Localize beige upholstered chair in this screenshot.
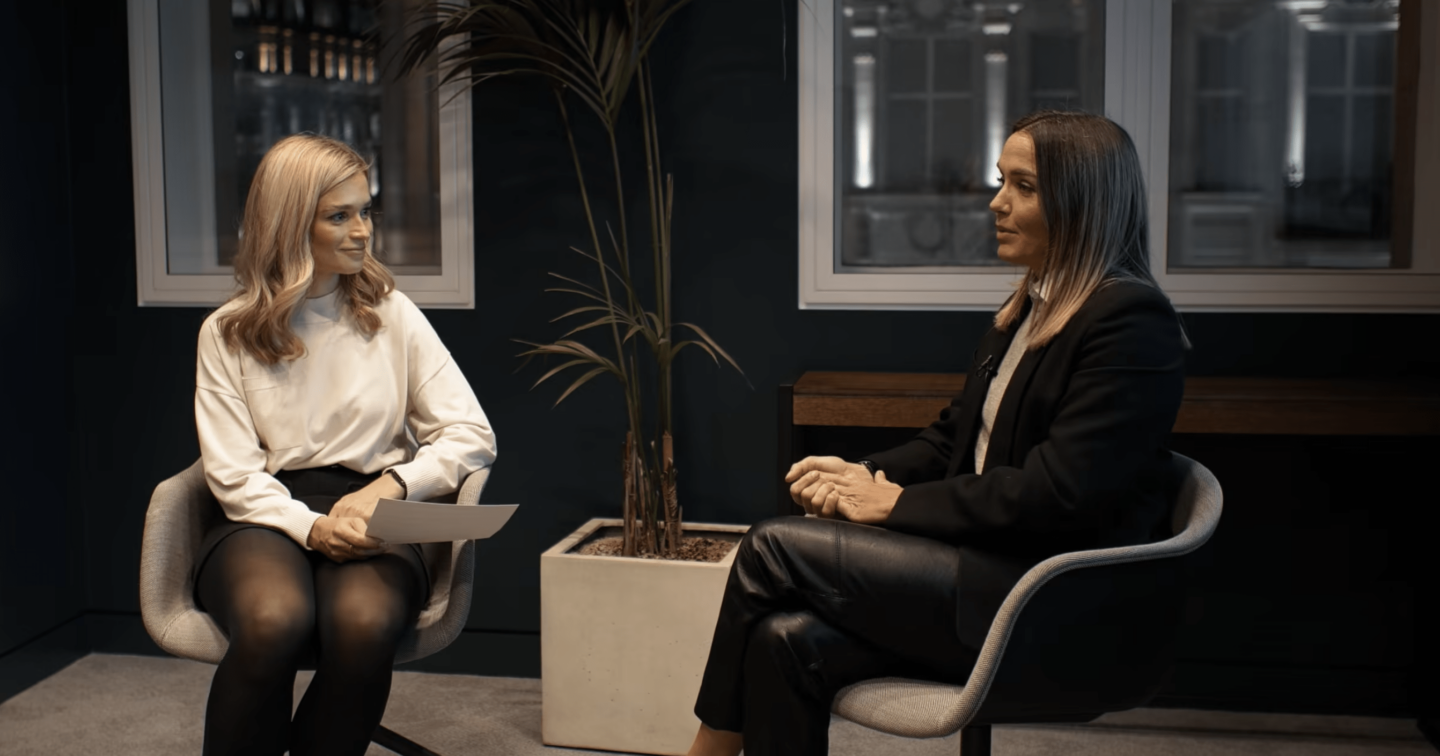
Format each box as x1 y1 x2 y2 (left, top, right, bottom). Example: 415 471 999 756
832 452 1223 756
139 458 488 756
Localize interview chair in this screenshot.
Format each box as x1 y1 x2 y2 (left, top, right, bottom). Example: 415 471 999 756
139 459 488 756
832 452 1223 756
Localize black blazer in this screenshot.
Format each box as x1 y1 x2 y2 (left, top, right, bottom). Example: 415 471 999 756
864 279 1186 649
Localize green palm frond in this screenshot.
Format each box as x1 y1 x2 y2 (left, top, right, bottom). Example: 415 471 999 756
552 366 610 406
674 322 749 385
543 286 610 306
546 271 604 296
669 339 714 363
514 338 622 377
560 313 631 340
529 357 591 388
570 241 636 301
548 304 612 323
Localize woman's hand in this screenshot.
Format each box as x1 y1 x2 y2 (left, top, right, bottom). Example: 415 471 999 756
307 515 386 563
785 457 903 523
329 472 405 523
831 470 903 524
785 456 861 515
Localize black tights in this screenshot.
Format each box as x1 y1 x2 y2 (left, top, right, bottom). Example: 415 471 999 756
196 527 425 756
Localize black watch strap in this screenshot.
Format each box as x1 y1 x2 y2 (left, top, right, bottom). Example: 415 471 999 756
857 459 877 478
386 468 408 498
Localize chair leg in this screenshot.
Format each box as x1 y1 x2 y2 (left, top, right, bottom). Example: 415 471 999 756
372 724 443 756
959 723 992 756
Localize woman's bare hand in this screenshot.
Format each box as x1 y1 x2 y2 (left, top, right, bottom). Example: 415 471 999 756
329 473 404 523
307 515 386 563
785 456 872 516
787 460 903 523
832 470 903 524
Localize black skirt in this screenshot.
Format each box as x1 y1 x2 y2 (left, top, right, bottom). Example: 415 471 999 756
192 465 430 605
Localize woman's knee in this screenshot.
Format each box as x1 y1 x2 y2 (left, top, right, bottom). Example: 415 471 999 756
747 612 887 701
745 613 833 696
329 600 410 651
318 565 420 653
740 516 826 559
735 517 842 586
228 594 314 661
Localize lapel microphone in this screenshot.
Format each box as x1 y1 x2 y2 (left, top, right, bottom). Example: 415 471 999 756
975 354 998 380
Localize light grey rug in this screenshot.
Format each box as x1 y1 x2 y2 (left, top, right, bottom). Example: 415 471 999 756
0 654 1430 756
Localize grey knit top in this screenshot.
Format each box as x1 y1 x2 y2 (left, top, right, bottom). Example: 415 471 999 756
974 282 1045 474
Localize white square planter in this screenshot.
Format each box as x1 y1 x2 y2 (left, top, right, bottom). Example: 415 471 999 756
541 517 748 756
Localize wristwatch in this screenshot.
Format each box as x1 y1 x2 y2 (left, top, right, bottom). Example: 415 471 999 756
385 468 408 498
857 459 878 479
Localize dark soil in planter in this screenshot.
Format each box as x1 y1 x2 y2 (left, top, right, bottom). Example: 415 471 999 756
575 535 737 563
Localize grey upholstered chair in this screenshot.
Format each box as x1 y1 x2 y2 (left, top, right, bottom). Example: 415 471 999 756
832 452 1222 756
139 458 488 756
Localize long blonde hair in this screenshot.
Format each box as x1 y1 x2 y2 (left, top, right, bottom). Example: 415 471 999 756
218 134 395 365
994 111 1166 348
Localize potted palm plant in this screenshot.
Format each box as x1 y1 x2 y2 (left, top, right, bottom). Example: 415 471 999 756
401 2 750 753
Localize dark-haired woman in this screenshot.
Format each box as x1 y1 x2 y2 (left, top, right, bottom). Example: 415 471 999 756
684 111 1186 756
192 134 496 756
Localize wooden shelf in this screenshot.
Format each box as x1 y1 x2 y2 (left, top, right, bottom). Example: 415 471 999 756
791 372 1440 435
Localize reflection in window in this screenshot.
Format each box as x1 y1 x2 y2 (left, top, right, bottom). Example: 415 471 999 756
837 0 1105 269
165 0 440 275
1169 0 1412 269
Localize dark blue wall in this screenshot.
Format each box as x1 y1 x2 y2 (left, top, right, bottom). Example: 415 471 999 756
0 0 88 701
2 0 1436 706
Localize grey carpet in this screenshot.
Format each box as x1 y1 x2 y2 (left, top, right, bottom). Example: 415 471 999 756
0 654 1430 756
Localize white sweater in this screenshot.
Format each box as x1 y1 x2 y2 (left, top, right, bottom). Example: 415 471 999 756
195 288 497 548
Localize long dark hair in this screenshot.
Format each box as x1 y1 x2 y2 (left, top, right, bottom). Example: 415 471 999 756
994 110 1167 347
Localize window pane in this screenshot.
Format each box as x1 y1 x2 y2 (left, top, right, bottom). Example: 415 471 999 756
162 0 441 276
1307 33 1346 89
837 0 1105 270
1195 97 1249 191
1353 32 1394 87
933 39 971 93
1031 34 1079 92
1169 0 1407 269
884 99 929 188
885 39 928 94
1197 35 1244 90
933 98 974 188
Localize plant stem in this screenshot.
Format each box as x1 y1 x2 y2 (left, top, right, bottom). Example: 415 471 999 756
639 60 672 437
638 61 679 552
557 87 645 556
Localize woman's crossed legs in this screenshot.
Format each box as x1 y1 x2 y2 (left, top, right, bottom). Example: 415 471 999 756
691 516 981 756
195 527 425 756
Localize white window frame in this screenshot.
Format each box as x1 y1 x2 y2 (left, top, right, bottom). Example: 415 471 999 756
127 0 475 308
798 0 1440 312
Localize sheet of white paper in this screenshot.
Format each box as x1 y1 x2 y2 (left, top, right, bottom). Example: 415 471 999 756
366 499 518 544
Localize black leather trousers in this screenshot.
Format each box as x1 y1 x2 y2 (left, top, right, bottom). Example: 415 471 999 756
693 516 981 756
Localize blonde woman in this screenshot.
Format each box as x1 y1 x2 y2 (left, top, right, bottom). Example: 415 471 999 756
192 134 496 756
686 111 1187 756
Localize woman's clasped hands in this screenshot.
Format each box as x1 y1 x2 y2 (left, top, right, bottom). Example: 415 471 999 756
784 456 903 524
305 474 404 562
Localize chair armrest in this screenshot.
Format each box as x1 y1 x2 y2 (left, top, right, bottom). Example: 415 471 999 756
139 459 228 662
959 454 1223 724
456 465 490 507
402 465 491 662
862 454 1223 733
